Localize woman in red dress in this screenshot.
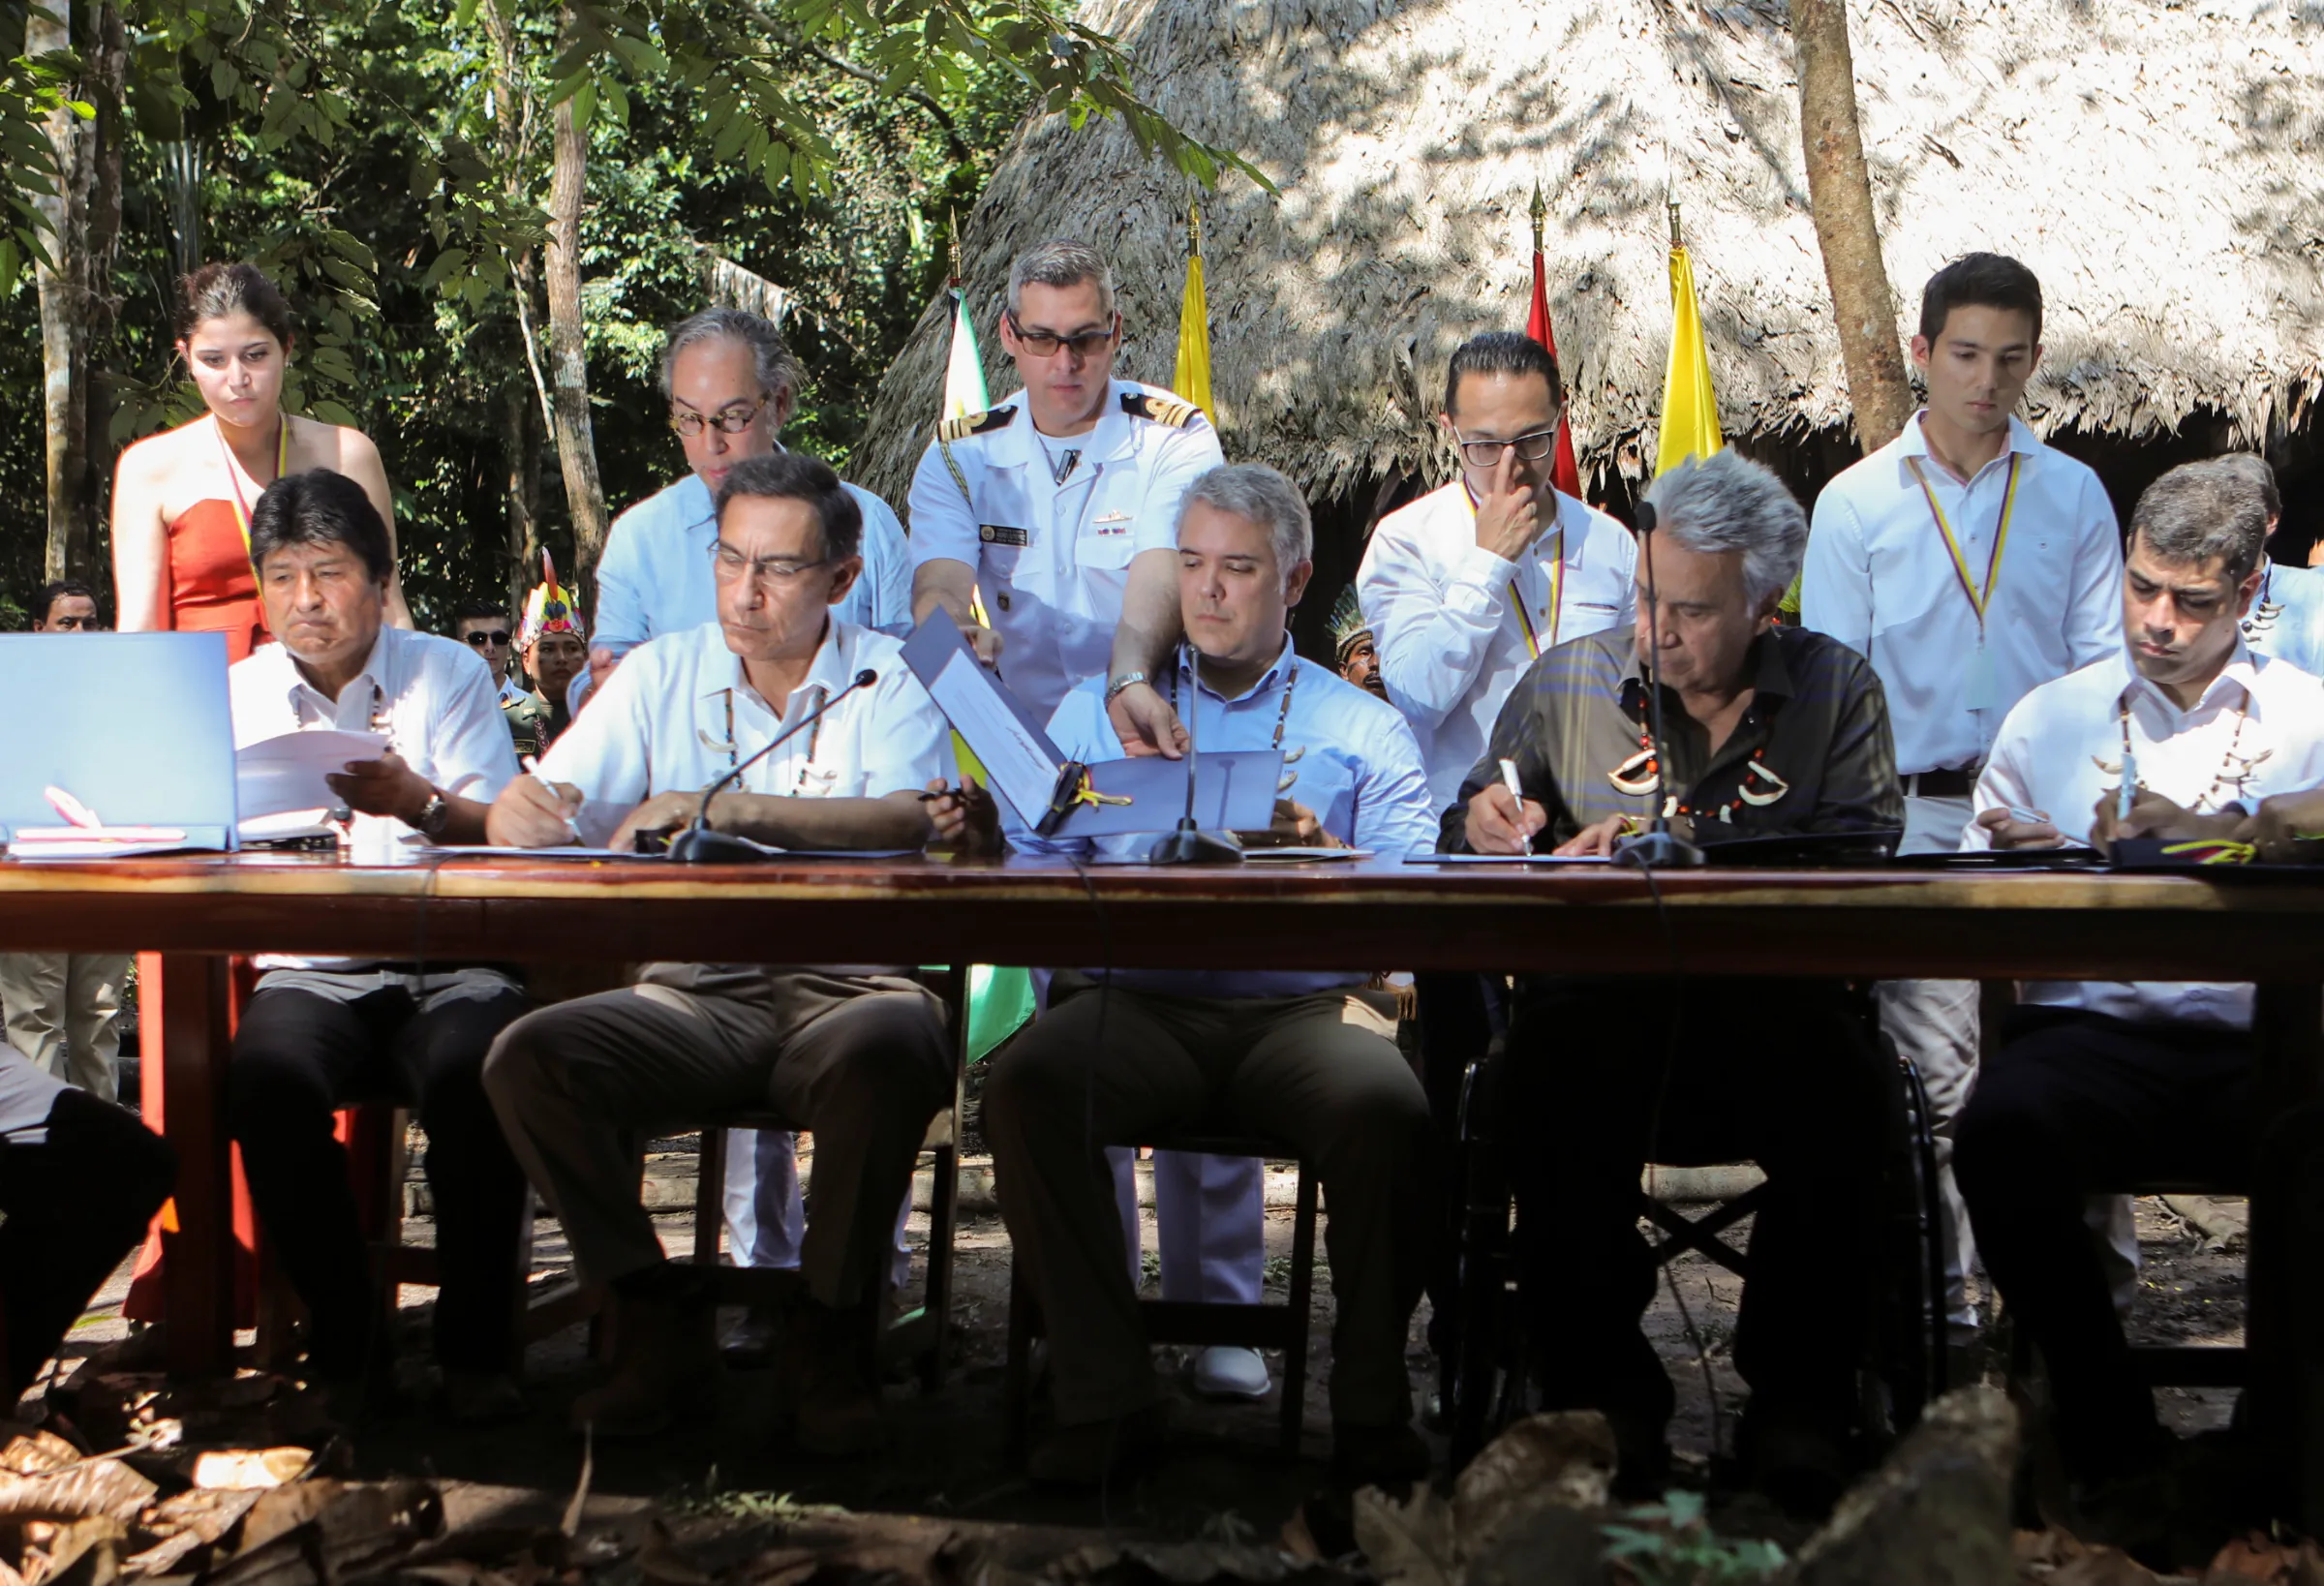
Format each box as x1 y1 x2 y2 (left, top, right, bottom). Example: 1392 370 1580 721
109 262 413 1334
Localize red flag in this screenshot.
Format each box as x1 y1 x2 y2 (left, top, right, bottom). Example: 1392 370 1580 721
1525 249 1583 499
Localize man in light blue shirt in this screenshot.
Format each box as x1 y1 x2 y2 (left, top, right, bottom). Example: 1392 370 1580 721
581 306 913 1338
944 465 1436 1490
2219 452 2324 678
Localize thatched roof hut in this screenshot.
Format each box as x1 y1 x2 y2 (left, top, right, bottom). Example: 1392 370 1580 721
854 0 2323 522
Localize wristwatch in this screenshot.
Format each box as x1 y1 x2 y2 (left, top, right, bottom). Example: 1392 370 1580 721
413 790 451 837
1104 671 1149 704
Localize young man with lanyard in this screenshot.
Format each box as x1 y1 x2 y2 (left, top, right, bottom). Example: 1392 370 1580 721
906 238 1280 1402
225 472 532 1424
583 307 914 1340
1799 252 2124 1340
484 451 959 1454
933 465 1438 1488
1957 460 2324 1500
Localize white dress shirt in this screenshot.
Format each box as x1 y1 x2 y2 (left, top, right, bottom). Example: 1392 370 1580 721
1966 643 2324 1028
1357 480 1637 813
1014 637 1436 999
593 470 913 656
906 380 1225 720
1803 412 2123 777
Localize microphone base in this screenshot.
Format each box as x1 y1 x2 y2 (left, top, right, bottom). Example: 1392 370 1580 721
1145 824 1246 867
1613 830 1706 869
666 827 773 865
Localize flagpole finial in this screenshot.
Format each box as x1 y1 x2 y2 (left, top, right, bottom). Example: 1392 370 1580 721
1667 198 1682 249
1187 198 1202 255
1528 180 1546 254
947 207 962 290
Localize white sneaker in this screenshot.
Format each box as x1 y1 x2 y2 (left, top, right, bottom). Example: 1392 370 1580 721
1191 1345 1271 1400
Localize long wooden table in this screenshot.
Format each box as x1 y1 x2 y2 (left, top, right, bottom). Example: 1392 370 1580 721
3 852 2318 1507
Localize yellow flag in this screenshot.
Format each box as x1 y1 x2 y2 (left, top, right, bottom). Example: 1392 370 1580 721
941 288 989 420
1175 213 1213 416
1655 244 1724 477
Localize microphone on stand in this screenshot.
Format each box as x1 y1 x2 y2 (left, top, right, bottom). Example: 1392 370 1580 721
1613 503 1705 869
1146 644 1244 866
665 668 878 863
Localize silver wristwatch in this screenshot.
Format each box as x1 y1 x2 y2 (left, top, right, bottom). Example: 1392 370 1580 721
1104 671 1149 704
414 791 451 837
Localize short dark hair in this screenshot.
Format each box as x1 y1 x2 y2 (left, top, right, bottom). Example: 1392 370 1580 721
34 579 95 626
1918 253 2043 345
248 470 394 583
1444 331 1563 417
2211 452 2281 524
453 598 510 626
2130 459 2268 585
178 260 297 348
715 451 862 563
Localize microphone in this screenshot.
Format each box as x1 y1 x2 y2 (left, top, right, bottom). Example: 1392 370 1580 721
1146 643 1244 866
1613 503 1704 869
664 667 878 863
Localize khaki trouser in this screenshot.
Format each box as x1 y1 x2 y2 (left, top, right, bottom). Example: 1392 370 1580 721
481 971 948 1309
0 953 128 1102
983 975 1430 1428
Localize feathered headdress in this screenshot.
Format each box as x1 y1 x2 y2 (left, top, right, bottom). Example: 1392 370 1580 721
519 551 586 649
1329 584 1372 663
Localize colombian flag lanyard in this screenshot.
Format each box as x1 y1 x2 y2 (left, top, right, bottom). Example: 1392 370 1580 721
1907 452 2020 710
218 414 290 549
1463 487 1563 659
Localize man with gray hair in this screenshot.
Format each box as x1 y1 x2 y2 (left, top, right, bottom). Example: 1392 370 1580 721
1957 458 2324 1492
941 462 1439 1489
585 306 914 1337
1446 449 1905 1514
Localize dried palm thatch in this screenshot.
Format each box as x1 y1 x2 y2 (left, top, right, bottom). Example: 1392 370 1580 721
855 0 2324 509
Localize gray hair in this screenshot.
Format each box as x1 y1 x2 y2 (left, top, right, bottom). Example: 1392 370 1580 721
2131 460 2269 583
659 307 801 403
1178 464 1313 582
1642 450 1807 606
1005 238 1116 320
2210 452 2281 524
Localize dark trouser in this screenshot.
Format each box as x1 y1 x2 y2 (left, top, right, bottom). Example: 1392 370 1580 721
228 984 532 1376
0 1088 175 1395
983 975 1431 1428
1953 1006 2252 1478
1415 972 1505 1363
1505 976 1890 1440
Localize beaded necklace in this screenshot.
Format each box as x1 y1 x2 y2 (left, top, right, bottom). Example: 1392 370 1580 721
2102 689 2267 814
1168 647 1299 751
712 681 829 795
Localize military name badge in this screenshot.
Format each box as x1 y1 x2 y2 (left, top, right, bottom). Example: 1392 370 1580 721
980 525 1030 547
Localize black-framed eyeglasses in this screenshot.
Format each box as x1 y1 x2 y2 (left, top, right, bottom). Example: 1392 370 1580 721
463 628 512 648
669 391 772 438
1005 311 1118 359
1455 427 1561 469
710 544 836 585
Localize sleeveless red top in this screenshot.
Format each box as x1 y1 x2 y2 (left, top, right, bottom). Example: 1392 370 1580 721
165 497 270 662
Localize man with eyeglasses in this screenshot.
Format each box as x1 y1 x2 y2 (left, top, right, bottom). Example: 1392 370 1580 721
587 307 912 712
453 597 549 758
1357 331 1637 817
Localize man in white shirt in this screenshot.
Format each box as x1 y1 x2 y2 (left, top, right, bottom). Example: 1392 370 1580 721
224 471 531 1424
1800 253 2124 1333
1956 460 2324 1486
1357 330 1638 816
484 451 956 1454
906 238 1271 1398
935 465 1436 1489
587 308 914 1306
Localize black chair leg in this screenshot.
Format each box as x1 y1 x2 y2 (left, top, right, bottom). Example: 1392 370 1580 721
1281 1162 1319 1458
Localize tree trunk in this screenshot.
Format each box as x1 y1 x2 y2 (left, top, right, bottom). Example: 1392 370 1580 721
80 3 126 565
544 29 607 593
31 0 89 582
1790 0 1914 453
502 382 540 614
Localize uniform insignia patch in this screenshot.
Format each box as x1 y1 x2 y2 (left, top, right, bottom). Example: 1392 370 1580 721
937 404 1018 443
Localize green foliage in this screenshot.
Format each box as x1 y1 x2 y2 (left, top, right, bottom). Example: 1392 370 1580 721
0 0 90 295
1600 1491 1788 1586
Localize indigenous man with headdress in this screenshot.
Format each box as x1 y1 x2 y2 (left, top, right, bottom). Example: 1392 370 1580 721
1330 586 1387 699
1446 450 1902 1516
518 555 588 752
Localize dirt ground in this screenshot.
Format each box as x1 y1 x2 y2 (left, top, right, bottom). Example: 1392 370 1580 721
42 1135 2254 1551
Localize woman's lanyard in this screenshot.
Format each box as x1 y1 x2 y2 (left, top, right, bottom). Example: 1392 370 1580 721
219 414 290 549
1906 452 2021 711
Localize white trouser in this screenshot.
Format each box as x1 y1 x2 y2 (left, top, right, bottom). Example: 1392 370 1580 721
722 1127 912 1290
1876 794 1980 1329
1109 1147 1267 1303
0 952 127 1103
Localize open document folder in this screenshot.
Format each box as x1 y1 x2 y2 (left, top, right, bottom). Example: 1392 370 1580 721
900 608 1280 838
0 632 238 854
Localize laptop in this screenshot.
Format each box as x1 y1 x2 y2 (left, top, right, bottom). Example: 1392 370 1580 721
0 631 238 852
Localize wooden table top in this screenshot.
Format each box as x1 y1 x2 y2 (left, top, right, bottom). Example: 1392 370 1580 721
0 851 2315 980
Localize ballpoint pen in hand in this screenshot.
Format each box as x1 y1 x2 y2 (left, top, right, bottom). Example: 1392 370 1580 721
2117 747 2139 826
522 755 585 844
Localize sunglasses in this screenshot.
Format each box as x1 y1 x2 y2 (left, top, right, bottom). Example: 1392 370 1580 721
463 628 512 648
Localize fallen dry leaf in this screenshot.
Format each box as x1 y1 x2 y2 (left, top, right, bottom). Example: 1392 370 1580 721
192 1449 313 1491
